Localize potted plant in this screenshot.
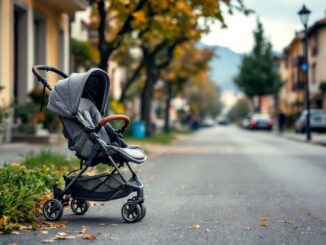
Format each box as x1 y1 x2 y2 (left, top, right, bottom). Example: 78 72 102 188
0 105 9 144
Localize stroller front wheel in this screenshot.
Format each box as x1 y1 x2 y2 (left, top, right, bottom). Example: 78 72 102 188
70 199 89 215
121 202 142 223
43 199 64 221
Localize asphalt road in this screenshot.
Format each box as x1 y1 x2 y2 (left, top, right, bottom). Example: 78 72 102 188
3 126 326 245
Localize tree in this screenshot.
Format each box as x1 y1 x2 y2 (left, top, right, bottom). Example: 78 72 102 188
235 20 282 111
227 97 252 122
162 43 214 132
185 71 222 118
119 0 250 135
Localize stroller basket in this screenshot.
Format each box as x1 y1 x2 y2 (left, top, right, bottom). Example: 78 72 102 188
64 173 133 201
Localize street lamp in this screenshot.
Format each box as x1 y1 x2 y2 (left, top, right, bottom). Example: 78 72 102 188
298 5 311 141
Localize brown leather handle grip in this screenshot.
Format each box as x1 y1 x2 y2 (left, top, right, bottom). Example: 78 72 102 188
98 115 130 129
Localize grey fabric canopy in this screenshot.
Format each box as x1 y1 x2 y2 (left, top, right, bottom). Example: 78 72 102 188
48 68 110 118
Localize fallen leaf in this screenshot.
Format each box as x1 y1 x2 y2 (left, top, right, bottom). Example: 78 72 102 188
55 233 67 239
82 234 96 240
283 219 295 224
192 224 200 230
8 243 17 245
0 215 11 227
19 225 33 230
80 225 89 234
39 220 67 229
110 224 119 227
205 228 211 232
42 239 55 243
11 231 20 235
40 230 49 235
89 202 97 207
260 217 268 227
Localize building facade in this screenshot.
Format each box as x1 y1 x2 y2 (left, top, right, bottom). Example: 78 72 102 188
279 16 326 115
279 32 305 115
0 0 87 106
307 17 326 109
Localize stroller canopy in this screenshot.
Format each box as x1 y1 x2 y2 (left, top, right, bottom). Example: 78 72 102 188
48 68 110 118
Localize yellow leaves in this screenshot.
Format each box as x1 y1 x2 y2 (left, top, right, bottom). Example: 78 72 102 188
0 215 11 229
259 217 268 227
132 11 147 26
110 100 125 114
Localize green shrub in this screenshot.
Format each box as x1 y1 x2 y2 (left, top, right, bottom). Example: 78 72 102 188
0 164 62 224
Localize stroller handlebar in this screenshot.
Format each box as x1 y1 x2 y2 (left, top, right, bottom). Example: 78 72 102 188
32 65 69 91
95 115 131 134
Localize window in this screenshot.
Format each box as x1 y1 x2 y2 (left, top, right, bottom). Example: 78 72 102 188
311 63 317 84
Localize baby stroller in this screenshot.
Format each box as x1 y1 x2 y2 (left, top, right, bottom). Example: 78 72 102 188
32 65 146 223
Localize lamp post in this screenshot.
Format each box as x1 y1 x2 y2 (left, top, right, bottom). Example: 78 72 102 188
298 5 311 141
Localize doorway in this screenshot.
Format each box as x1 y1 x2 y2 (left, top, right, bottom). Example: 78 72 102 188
13 5 28 103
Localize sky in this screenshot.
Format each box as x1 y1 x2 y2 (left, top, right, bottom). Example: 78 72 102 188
201 0 326 53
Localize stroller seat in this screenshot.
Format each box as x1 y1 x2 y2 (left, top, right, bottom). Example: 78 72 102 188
108 145 146 164
63 97 146 164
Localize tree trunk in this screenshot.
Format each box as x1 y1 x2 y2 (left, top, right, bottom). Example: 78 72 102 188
141 64 157 136
258 96 262 112
97 0 109 71
164 81 172 133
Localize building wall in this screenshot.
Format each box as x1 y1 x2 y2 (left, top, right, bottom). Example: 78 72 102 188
308 27 326 96
0 0 71 106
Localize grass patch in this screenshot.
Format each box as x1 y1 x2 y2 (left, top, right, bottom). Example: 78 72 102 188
23 149 79 170
125 132 176 144
0 150 111 233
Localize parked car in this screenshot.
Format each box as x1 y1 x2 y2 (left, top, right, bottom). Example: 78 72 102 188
241 116 251 129
201 117 215 127
295 109 326 133
217 116 229 125
248 113 273 131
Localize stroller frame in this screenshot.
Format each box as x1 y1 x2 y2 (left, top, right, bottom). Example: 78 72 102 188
32 65 146 223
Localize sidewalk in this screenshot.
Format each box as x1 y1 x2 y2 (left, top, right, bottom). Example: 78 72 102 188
280 131 326 146
0 142 71 164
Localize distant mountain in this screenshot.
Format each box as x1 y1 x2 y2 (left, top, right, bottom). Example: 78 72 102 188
198 43 243 92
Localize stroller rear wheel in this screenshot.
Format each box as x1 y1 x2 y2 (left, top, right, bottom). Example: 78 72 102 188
43 199 64 221
70 199 89 215
138 203 146 221
121 202 142 223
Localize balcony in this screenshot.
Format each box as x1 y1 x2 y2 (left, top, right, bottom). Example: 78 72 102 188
42 0 88 13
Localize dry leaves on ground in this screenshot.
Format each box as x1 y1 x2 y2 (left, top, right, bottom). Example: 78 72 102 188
191 224 200 230
39 220 67 229
82 234 96 240
283 219 295 224
260 217 268 227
